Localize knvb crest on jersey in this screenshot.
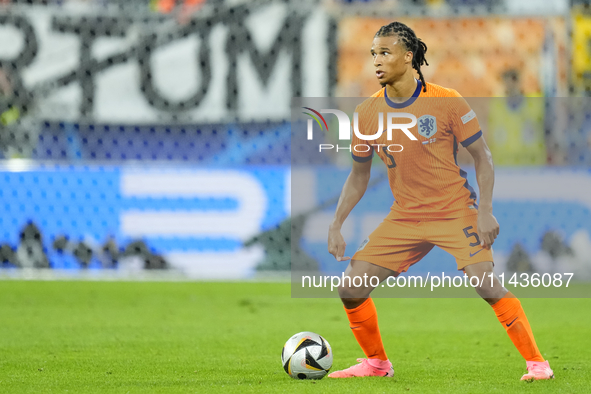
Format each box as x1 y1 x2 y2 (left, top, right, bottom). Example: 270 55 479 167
418 115 437 138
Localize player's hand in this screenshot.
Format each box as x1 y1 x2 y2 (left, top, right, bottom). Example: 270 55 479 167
477 211 499 249
328 227 350 261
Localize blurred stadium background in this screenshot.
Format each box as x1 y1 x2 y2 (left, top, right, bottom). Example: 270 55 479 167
0 0 590 281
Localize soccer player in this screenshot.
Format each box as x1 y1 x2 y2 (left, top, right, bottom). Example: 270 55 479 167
326 21 554 381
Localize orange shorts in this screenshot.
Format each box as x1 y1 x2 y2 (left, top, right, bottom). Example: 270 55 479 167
352 211 494 272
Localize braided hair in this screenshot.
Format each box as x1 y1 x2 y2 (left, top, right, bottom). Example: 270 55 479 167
375 22 429 92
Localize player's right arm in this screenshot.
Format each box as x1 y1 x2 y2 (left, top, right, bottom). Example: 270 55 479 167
328 159 372 261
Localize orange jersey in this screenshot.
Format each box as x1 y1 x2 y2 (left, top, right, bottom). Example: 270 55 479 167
352 80 482 219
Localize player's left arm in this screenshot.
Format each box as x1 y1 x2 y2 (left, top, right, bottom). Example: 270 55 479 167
465 136 500 248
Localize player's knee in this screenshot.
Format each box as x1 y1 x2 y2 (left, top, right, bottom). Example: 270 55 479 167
469 272 506 300
337 282 356 299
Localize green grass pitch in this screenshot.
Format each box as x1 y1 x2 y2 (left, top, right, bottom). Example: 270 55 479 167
0 281 589 393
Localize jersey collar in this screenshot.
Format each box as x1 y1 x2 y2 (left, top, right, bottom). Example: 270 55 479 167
384 79 422 109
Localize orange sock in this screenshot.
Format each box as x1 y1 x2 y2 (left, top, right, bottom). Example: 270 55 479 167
344 298 388 361
491 293 544 362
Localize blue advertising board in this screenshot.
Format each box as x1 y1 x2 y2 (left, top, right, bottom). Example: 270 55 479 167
0 164 589 278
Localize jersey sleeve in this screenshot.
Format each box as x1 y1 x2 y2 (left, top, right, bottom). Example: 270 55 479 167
351 104 374 163
448 89 482 147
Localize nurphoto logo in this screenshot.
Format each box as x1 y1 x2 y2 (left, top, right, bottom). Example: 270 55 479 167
302 107 419 153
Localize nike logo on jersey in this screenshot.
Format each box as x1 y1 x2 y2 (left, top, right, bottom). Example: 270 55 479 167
469 249 483 258
506 317 518 327
350 326 360 330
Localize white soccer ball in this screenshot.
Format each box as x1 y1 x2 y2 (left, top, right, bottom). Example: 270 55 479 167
281 331 333 380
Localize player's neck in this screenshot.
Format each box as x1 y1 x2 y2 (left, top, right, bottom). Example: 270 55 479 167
384 75 418 102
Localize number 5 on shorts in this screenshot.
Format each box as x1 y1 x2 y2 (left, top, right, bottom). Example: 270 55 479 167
463 226 480 247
